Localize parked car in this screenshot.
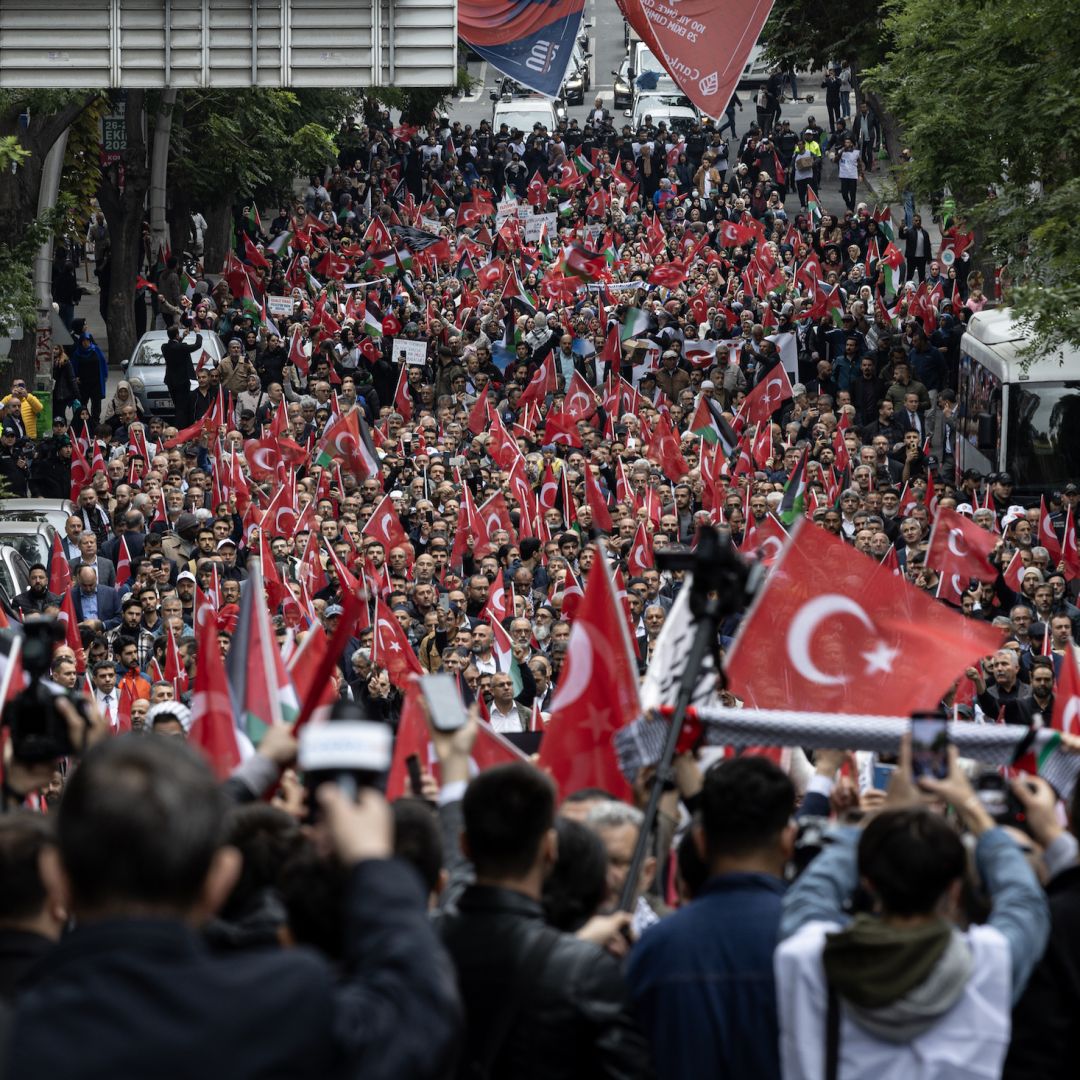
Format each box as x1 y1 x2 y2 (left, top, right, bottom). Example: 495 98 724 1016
0 545 31 611
0 520 55 571
562 43 591 105
612 59 633 110
0 498 77 537
123 330 225 419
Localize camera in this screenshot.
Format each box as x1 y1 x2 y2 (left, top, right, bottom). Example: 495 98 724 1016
297 700 393 821
4 620 90 763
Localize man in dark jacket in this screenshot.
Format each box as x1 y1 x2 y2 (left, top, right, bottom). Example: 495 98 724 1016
626 757 796 1080
7 735 460 1080
162 325 202 428
439 763 651 1080
12 564 60 617
899 214 933 283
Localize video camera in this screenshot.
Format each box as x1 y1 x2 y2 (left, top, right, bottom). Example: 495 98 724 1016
4 619 91 762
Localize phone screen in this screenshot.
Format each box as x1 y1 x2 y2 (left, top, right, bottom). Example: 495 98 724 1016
910 716 949 779
422 673 467 733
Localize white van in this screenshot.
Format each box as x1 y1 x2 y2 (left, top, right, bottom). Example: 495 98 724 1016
492 97 559 136
956 307 1080 498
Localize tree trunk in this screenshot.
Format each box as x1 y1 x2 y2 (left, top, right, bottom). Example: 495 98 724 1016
97 89 151 366
202 201 233 274
0 95 97 384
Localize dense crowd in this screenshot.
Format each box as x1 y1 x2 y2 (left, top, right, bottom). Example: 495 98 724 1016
0 99 1078 1079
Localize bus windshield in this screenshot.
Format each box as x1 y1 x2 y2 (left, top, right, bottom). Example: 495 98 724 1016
1007 381 1080 490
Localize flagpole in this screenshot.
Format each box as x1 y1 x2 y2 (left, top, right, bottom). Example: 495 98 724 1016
618 527 758 913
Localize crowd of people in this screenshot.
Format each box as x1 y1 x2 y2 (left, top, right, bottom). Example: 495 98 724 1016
1 95 1078 1079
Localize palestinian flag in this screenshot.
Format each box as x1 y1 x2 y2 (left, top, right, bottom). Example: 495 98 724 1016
179 270 195 299
689 395 738 456
225 561 299 745
573 152 593 175
268 229 294 255
779 447 809 525
362 300 384 336
806 186 822 226
873 205 895 244
538 224 555 263
620 307 650 342
880 242 906 296
245 205 263 236
315 409 380 480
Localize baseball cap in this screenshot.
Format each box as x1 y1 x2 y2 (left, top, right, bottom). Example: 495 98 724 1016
216 538 237 550
324 604 344 618
177 571 197 584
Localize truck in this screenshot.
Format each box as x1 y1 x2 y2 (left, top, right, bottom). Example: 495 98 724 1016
955 307 1080 499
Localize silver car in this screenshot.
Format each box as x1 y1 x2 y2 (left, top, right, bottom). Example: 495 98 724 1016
0 498 78 537
123 330 225 419
0 520 56 570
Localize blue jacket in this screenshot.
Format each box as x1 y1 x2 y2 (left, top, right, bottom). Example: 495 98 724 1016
625 873 785 1080
72 337 109 398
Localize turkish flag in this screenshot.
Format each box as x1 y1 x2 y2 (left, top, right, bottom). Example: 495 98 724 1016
115 536 131 588
725 520 1004 714
245 436 282 482
480 575 509 625
538 556 638 800
719 219 758 247
743 513 788 566
1038 497 1064 564
565 243 607 280
393 364 413 423
363 493 409 554
372 596 423 688
600 323 622 379
648 260 689 288
259 484 299 539
741 365 794 424
518 354 557 409
507 455 536 530
1063 506 1080 580
188 588 243 780
49 532 71 596
583 463 613 533
467 391 490 436
561 564 584 621
627 522 654 577
564 370 598 421
925 507 999 581
475 258 505 292
476 491 516 554
1003 547 1026 591
527 171 547 207
1052 645 1080 734
543 410 584 448
537 462 561 513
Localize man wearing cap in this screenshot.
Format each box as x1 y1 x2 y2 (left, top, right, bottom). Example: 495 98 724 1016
217 538 248 583
655 351 689 400
0 424 29 495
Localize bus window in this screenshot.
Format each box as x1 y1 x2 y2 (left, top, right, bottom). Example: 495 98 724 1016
957 352 1000 476
1007 381 1080 490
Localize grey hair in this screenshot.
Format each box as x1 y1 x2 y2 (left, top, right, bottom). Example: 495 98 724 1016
586 801 644 832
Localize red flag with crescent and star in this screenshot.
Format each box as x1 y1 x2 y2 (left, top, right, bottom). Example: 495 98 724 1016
538 554 638 800
925 506 1000 581
725 520 1004 714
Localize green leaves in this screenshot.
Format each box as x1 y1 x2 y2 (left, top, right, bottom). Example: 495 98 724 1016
863 0 1080 353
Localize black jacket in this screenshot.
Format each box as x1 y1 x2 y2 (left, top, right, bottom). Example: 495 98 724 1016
161 333 202 391
1006 863 1080 1079
439 884 652 1080
8 860 460 1080
12 587 61 616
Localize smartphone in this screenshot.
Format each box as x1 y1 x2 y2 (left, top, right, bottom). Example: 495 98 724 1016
421 672 467 733
872 762 896 791
910 713 949 779
406 753 423 797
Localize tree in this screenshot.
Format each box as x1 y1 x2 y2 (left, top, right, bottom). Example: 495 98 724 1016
867 0 1080 356
96 89 152 366
762 1 902 158
0 91 100 383
166 89 357 271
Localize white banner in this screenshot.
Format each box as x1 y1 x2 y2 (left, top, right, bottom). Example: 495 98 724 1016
389 338 429 366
